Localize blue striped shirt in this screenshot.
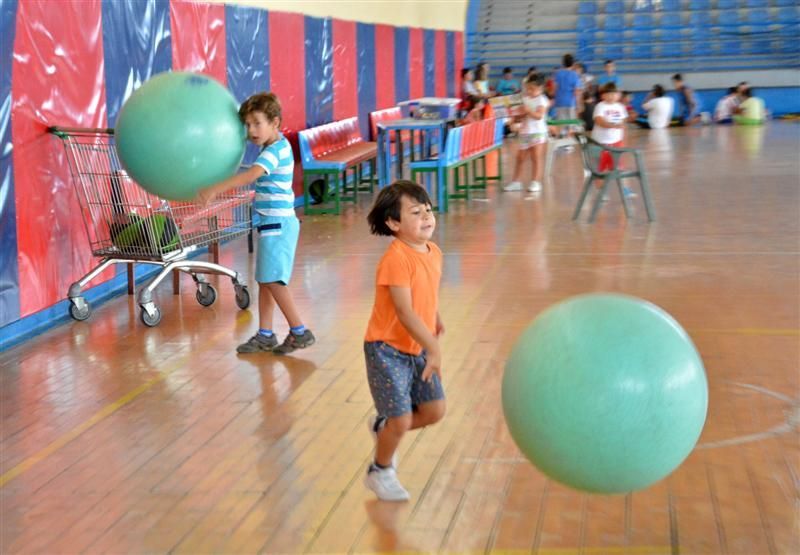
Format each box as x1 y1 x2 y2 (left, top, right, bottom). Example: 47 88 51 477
253 134 295 220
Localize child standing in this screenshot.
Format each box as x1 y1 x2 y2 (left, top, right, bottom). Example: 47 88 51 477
363 181 446 502
504 75 550 193
593 83 635 198
197 92 315 355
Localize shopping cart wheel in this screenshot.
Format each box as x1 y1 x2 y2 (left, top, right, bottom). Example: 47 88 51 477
140 305 162 327
69 299 91 321
196 284 217 307
235 286 251 310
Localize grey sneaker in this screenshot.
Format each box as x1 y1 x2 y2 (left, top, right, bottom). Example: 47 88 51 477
368 415 398 469
236 332 278 353
273 329 316 355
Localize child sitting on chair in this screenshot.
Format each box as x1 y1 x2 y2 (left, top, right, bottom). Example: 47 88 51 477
592 83 635 198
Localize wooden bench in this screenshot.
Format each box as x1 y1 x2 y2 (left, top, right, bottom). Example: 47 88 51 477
409 118 504 212
298 117 377 215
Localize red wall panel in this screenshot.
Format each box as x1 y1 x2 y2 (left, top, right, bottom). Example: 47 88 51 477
435 30 446 97
268 11 305 194
11 0 109 317
454 32 464 98
332 19 358 121
374 24 395 109
169 0 227 83
409 27 424 99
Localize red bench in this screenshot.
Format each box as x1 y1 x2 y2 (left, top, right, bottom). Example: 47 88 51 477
298 117 377 215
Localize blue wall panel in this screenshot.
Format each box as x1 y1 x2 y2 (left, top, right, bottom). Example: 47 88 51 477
446 31 456 98
101 0 172 127
225 3 269 163
0 0 19 327
423 29 436 97
305 16 334 128
394 27 410 103
356 22 376 140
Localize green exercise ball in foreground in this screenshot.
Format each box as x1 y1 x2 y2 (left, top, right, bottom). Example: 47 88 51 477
115 72 245 200
502 294 708 494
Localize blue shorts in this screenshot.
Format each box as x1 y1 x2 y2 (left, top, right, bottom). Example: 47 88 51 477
255 216 299 285
364 341 445 418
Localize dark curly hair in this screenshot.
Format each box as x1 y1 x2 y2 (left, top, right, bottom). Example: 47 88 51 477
367 180 432 236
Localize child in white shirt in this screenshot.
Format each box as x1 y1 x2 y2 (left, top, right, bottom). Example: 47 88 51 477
592 83 635 198
504 76 550 193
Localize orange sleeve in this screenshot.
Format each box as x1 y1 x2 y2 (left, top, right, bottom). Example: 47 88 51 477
376 249 412 288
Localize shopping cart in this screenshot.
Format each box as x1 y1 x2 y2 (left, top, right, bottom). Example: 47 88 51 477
50 127 253 327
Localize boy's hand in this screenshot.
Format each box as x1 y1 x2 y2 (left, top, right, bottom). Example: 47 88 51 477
422 348 442 383
196 188 216 207
435 315 445 337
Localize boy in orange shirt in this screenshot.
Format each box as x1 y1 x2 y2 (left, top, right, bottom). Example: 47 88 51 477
363 180 446 502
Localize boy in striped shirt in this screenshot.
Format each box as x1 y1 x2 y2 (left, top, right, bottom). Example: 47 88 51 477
198 92 315 355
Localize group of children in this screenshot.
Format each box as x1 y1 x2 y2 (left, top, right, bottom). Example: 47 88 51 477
197 92 446 502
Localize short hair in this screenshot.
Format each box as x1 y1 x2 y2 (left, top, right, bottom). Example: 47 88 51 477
503 66 513 74
461 67 472 78
601 82 618 94
743 87 754 98
526 73 545 87
727 86 737 94
672 73 683 81
367 180 432 236
653 84 665 97
622 90 632 97
604 59 614 66
563 54 574 67
528 65 537 73
239 92 281 123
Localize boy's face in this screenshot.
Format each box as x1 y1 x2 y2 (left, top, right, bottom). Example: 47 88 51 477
603 91 621 103
504 71 512 79
387 194 436 244
244 111 281 146
605 62 615 74
526 82 541 97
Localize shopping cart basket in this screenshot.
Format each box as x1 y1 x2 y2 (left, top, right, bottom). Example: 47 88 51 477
50 127 253 327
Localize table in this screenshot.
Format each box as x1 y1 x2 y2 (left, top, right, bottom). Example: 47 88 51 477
376 118 448 189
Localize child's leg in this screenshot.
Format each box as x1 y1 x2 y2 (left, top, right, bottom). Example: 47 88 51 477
532 141 546 184
375 413 412 467
258 283 275 330
512 144 526 182
265 282 302 328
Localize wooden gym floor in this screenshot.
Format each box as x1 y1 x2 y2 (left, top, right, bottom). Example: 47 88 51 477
1 123 798 554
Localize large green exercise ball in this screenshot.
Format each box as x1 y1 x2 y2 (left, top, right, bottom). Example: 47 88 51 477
115 72 246 201
502 294 708 494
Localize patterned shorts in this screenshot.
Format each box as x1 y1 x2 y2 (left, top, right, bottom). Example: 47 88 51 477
364 341 445 418
518 133 547 149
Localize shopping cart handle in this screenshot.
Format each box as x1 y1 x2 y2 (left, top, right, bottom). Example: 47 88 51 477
48 126 116 138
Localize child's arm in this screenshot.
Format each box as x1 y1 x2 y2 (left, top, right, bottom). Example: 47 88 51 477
593 115 623 129
389 286 441 381
435 312 445 337
196 165 265 206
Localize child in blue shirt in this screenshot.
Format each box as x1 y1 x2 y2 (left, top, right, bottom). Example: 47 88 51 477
495 67 520 96
198 92 315 355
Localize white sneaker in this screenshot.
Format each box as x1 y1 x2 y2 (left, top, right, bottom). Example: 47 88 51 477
503 181 522 192
368 415 398 469
364 466 410 502
527 181 542 193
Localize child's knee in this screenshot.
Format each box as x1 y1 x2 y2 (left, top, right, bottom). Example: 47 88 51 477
264 281 285 292
385 414 413 434
420 400 446 425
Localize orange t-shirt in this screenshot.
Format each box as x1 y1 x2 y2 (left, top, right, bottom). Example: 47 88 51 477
364 239 442 355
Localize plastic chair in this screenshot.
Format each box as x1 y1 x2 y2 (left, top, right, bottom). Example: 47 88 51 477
688 0 711 9
633 14 654 29
578 1 598 15
605 14 625 29
661 13 683 28
573 134 655 223
745 0 768 8
577 15 597 30
717 0 739 9
661 0 681 11
606 0 625 14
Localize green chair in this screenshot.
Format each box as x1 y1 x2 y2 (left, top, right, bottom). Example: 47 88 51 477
573 134 655 223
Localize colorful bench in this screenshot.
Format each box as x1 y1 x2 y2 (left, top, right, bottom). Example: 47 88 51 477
298 117 377 215
409 118 504 212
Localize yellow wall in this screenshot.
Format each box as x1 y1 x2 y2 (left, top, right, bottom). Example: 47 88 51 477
203 0 467 31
